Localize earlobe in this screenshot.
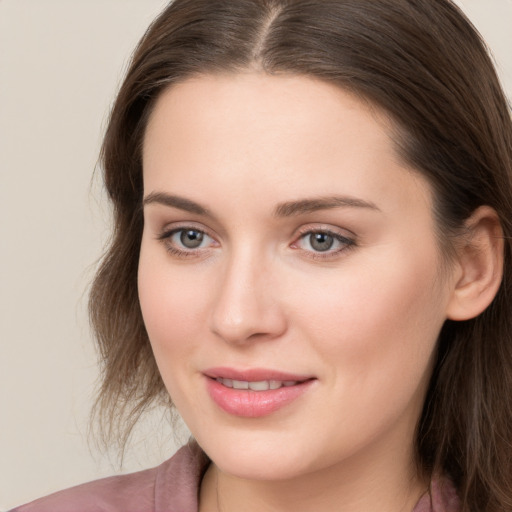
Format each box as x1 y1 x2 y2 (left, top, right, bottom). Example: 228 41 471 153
446 206 504 321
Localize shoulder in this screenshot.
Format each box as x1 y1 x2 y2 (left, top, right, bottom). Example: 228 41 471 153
10 466 158 512
413 477 461 512
11 443 209 512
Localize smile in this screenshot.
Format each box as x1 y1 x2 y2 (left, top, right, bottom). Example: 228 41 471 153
215 378 299 391
204 368 315 417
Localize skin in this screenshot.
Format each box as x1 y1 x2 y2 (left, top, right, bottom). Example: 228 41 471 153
139 72 462 512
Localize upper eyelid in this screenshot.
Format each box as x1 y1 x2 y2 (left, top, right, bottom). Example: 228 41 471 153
157 223 215 240
294 230 355 247
294 224 356 240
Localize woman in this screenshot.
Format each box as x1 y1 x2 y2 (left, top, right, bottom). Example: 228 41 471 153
13 0 512 511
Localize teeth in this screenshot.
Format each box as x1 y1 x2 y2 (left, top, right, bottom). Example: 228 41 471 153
232 380 249 390
248 381 269 391
216 378 299 391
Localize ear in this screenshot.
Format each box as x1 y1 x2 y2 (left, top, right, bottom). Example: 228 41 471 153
446 206 504 321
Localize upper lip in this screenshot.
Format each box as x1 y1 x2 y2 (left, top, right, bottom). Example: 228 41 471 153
203 367 314 382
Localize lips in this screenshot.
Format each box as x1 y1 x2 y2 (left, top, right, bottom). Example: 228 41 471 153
204 367 315 417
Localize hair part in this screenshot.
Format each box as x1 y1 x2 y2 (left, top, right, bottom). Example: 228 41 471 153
89 1 512 509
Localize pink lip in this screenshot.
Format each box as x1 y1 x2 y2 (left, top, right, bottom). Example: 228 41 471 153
204 367 315 418
204 367 312 382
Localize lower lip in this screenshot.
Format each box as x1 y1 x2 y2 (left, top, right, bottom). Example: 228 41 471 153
205 378 314 418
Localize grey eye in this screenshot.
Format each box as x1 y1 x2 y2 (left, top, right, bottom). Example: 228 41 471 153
296 230 354 256
308 232 334 252
179 229 205 249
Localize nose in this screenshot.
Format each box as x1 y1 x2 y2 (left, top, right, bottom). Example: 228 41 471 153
209 250 287 345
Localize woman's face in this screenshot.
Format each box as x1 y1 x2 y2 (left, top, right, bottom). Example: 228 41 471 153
139 73 457 481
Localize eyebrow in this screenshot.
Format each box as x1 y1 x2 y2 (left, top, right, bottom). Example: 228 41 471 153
142 192 380 217
273 196 380 217
143 192 211 216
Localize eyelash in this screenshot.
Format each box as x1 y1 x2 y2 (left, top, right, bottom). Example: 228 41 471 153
156 226 356 260
292 228 356 261
157 226 216 258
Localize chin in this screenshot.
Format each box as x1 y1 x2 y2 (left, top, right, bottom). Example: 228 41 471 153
193 427 324 481
214 449 310 481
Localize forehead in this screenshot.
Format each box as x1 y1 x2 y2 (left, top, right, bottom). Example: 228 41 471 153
144 72 393 161
142 72 433 218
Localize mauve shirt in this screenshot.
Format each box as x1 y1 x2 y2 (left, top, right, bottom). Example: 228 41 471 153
12 444 460 512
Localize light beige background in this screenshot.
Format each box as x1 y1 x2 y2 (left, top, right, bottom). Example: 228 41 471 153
1 0 511 509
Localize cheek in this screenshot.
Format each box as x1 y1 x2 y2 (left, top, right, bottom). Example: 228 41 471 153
292 249 447 387
137 247 209 370
138 255 215 418
285 253 447 452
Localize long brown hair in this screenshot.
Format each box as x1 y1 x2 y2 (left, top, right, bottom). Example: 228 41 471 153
89 1 512 509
